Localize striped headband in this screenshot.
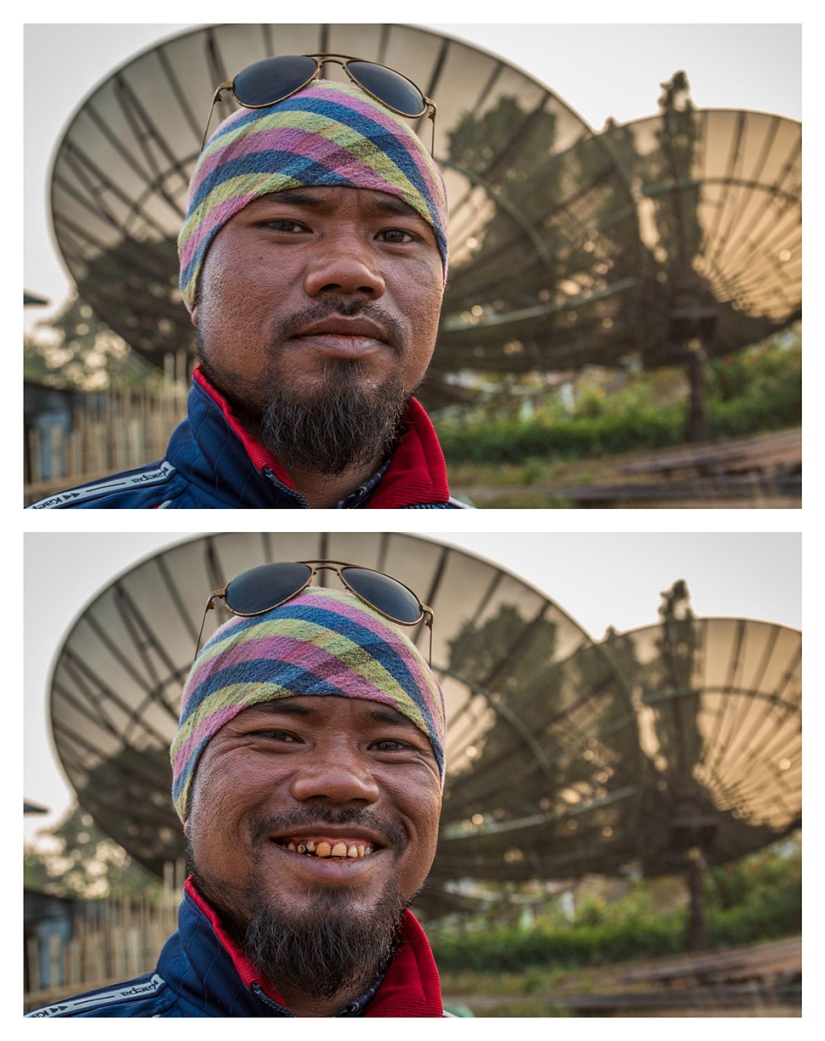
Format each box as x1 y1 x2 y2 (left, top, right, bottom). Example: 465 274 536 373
170 587 446 821
178 79 449 312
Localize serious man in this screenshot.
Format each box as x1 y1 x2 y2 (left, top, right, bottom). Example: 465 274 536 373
27 585 449 1016
28 70 466 509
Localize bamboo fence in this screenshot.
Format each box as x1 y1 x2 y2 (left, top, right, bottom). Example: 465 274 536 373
24 863 185 1013
24 379 188 506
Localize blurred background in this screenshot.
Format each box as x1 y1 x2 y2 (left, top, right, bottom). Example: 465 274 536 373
24 531 802 1016
24 22 802 508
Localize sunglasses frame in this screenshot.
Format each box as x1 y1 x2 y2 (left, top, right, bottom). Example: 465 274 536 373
201 53 437 152
195 559 434 662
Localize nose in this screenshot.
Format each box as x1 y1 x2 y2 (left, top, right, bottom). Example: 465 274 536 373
289 753 381 806
303 235 386 299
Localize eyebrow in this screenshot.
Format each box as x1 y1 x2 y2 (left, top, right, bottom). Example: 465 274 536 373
244 698 421 731
360 705 423 730
246 700 316 717
250 189 424 222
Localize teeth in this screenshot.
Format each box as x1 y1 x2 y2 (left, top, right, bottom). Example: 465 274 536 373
280 839 375 858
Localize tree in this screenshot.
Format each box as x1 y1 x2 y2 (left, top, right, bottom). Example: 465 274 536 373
24 293 160 391
24 804 161 900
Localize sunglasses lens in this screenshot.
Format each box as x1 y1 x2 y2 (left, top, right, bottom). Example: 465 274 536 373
342 567 422 624
224 562 312 615
232 55 318 107
347 61 426 116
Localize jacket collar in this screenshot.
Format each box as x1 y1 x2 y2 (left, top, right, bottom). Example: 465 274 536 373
190 366 450 508
183 878 444 1017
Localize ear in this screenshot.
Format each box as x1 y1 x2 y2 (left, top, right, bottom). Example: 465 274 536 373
190 303 199 328
183 817 191 838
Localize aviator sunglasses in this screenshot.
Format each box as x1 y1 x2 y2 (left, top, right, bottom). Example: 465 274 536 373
195 560 434 662
201 53 437 151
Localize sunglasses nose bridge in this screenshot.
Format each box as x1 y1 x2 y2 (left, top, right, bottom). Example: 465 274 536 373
316 56 347 79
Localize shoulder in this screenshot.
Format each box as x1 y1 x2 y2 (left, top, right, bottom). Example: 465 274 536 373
25 461 184 509
25 973 177 1017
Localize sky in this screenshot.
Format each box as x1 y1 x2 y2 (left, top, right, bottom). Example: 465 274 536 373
23 15 802 335
24 530 801 845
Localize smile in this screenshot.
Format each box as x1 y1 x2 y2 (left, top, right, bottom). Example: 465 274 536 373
273 836 380 860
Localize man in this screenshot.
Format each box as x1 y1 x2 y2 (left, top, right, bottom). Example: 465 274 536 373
28 72 466 509
27 585 450 1016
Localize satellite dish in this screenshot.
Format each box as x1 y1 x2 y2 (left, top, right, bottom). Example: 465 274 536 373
601 99 801 368
48 23 645 407
48 531 598 897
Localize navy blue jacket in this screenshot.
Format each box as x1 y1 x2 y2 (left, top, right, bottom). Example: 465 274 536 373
26 881 447 1017
27 368 467 509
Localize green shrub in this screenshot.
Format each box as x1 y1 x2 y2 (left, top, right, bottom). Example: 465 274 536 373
435 337 801 466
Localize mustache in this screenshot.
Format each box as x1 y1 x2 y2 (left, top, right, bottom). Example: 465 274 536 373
249 806 408 849
272 298 406 354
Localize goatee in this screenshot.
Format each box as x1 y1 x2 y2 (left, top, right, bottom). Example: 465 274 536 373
257 360 408 477
241 881 404 1001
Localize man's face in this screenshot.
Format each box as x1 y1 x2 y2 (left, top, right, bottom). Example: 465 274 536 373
185 695 442 989
191 185 444 471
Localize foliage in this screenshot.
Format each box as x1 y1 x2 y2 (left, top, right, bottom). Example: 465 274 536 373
429 836 800 974
435 333 800 465
24 293 161 391
24 803 161 900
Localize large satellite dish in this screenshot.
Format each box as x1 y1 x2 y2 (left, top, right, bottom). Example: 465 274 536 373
601 99 801 368
48 531 601 913
48 22 645 407
457 588 801 879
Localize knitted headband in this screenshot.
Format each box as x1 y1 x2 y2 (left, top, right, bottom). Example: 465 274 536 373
178 79 449 312
170 587 446 821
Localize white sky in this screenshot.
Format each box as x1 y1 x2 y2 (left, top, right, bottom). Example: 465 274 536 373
24 530 801 844
23 14 802 333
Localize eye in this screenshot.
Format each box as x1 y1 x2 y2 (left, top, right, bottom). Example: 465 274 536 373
376 228 418 244
370 738 412 752
251 729 301 743
260 219 308 234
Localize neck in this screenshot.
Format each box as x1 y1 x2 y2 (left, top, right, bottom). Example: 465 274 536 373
273 982 370 1018
286 458 384 508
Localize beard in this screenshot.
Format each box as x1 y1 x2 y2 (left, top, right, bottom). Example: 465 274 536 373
241 880 404 1001
188 807 413 1004
257 361 408 478
196 302 413 478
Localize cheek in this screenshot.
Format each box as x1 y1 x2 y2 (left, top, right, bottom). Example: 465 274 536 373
395 267 443 376
188 753 273 847
198 244 297 343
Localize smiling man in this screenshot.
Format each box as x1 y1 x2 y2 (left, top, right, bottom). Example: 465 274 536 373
28 73 467 509
27 585 449 1017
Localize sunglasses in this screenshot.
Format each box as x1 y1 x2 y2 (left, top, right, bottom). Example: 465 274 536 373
195 560 434 662
201 53 437 152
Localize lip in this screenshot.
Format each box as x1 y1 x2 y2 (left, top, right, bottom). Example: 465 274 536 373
269 826 387 849
265 836 389 884
290 317 393 360
295 317 390 341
